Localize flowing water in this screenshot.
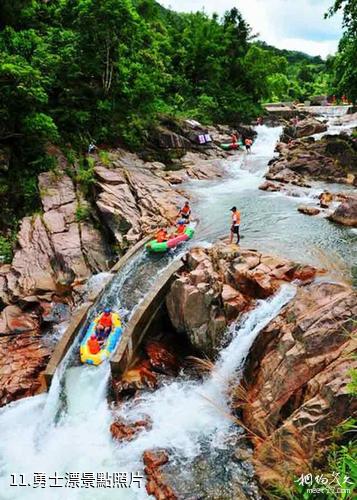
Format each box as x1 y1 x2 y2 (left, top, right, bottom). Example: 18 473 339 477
188 122 357 283
0 109 355 499
0 284 295 499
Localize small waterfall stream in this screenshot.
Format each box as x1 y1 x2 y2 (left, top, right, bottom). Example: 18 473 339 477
0 108 355 499
0 284 295 500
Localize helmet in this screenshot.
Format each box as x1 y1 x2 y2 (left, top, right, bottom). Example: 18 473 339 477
104 307 111 314
178 219 185 225
90 334 96 340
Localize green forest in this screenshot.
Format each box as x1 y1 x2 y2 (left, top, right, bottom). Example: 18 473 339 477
0 0 355 241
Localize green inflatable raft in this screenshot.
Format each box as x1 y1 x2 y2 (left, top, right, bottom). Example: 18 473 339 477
146 226 195 253
220 140 243 151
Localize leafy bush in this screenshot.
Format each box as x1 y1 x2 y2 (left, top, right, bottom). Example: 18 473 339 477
0 235 13 263
75 158 95 194
23 113 59 142
99 150 111 166
75 204 91 222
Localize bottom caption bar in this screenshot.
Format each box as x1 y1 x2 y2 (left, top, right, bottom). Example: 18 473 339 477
10 472 143 489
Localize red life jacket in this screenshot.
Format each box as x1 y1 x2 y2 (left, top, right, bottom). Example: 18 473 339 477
156 230 168 243
88 337 100 354
181 205 190 215
99 313 113 328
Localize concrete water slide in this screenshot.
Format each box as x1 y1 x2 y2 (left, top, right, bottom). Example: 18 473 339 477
43 235 183 388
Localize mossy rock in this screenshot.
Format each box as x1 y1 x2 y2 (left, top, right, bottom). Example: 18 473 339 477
325 138 353 156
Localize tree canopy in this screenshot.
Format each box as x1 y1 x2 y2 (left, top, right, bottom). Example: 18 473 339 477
328 0 357 103
0 0 336 235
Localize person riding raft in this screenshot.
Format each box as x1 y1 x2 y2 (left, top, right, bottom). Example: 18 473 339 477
175 219 187 235
155 228 168 243
177 201 191 222
95 307 114 343
88 334 101 354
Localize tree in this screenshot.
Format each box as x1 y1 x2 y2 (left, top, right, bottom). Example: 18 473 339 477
328 0 357 102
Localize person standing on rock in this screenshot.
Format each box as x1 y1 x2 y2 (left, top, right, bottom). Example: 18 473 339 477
88 142 97 154
229 206 241 245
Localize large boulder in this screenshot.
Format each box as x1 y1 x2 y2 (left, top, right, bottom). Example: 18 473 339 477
96 179 141 247
154 127 191 150
267 133 357 184
259 181 282 192
94 153 187 250
240 282 357 486
0 332 50 406
297 205 320 216
281 118 327 142
166 244 317 356
39 172 107 280
328 196 357 227
266 166 309 187
10 216 57 298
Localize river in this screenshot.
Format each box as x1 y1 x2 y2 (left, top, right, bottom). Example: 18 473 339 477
188 123 356 284
0 109 355 499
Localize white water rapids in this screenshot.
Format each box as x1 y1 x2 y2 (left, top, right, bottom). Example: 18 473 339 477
0 284 296 500
0 106 355 499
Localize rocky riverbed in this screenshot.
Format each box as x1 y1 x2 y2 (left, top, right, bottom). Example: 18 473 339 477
0 109 356 500
0 120 247 407
107 241 356 499
259 114 357 227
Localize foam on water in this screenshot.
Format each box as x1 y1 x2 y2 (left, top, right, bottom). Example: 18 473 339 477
110 285 296 482
0 284 295 500
0 107 354 499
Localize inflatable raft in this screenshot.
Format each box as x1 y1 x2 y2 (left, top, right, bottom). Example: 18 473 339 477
80 312 122 366
146 226 195 253
220 140 243 151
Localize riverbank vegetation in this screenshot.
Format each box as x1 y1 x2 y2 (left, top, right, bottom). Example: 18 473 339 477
0 0 354 241
328 0 357 103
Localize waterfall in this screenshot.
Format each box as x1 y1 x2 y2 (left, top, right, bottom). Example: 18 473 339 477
0 284 295 499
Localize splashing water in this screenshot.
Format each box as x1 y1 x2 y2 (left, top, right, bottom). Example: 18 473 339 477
0 284 295 499
0 108 354 499
188 123 357 281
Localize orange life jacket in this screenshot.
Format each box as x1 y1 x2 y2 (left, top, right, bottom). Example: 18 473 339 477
88 337 100 354
99 313 113 328
177 224 186 234
232 211 241 225
156 230 167 243
180 205 191 216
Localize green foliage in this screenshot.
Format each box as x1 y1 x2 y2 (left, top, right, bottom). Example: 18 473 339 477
0 236 13 263
75 158 95 194
0 0 340 233
23 113 59 142
75 203 91 222
255 41 331 102
347 368 357 396
328 0 357 102
99 150 111 166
